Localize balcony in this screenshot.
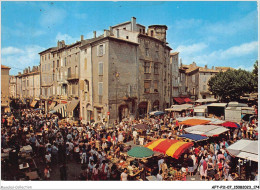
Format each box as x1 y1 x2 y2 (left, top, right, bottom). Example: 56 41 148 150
67 73 79 81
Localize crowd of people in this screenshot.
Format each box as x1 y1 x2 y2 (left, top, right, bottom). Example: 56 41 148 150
1 105 258 181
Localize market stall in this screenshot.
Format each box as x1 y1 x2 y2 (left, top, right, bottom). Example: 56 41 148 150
179 118 210 126
145 139 193 159
221 121 240 129
226 139 258 162
184 125 229 137
178 134 209 142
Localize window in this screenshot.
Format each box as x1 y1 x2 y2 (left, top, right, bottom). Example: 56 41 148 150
123 27 126 30
64 58 67 66
139 29 142 33
75 66 78 77
145 48 149 56
154 63 159 74
155 51 159 59
144 62 151 73
98 44 104 56
98 62 103 75
143 29 145 34
85 80 89 92
126 36 129 39
154 81 158 92
85 49 87 54
144 81 151 93
98 82 103 96
57 60 59 68
192 75 195 83
193 88 195 95
151 30 154 37
68 67 71 78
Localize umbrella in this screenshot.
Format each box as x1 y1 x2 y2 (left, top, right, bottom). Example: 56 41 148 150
127 146 154 158
178 134 209 142
242 114 256 122
149 111 165 116
222 121 240 128
145 139 193 159
133 124 149 130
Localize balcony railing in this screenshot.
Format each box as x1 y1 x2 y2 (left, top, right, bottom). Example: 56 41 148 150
67 73 79 80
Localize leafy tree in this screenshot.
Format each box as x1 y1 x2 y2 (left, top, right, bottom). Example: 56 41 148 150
252 60 258 92
208 69 255 102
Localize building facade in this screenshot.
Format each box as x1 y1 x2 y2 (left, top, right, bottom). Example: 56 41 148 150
1 65 11 112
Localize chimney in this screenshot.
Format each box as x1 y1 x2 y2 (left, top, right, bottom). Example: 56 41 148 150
192 62 196 67
28 66 31 72
57 40 60 47
61 40 65 47
81 35 84 41
18 72 21 75
93 31 96 38
180 58 183 68
109 26 113 35
104 30 109 37
131 17 137 31
205 65 207 69
116 29 120 38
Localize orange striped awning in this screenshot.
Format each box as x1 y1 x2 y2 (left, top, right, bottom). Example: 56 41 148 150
145 139 193 159
179 119 210 126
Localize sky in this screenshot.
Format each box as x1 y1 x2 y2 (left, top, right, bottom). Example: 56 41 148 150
1 1 258 75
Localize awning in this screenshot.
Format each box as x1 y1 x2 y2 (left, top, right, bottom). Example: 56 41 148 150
127 147 154 158
49 102 56 110
179 134 208 142
165 104 193 112
145 139 193 159
222 121 240 128
208 103 227 107
30 100 37 108
195 98 217 103
49 103 67 117
173 97 185 104
226 139 258 162
67 99 80 113
179 119 210 126
184 124 229 137
183 98 191 103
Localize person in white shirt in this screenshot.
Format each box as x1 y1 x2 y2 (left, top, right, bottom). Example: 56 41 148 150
157 170 163 181
133 130 138 144
158 158 164 171
121 168 128 181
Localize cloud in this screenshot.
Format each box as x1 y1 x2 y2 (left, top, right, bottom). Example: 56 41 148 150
55 33 80 44
40 7 67 27
176 43 208 55
1 45 45 75
179 41 257 68
2 47 24 55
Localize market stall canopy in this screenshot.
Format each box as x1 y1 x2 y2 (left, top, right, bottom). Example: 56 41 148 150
195 98 217 103
133 124 149 130
179 118 210 126
173 97 185 104
66 99 80 113
127 146 154 158
226 139 258 162
149 111 165 116
49 103 67 117
228 102 248 107
184 125 229 137
193 105 208 113
145 139 193 159
179 134 208 142
49 101 56 110
222 121 240 128
207 103 227 107
165 104 193 112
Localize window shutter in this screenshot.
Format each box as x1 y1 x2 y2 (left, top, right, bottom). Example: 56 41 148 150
99 62 103 75
154 81 158 89
98 82 103 96
103 44 105 55
144 81 150 88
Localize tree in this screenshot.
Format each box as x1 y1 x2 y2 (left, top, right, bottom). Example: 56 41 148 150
252 60 258 92
208 69 255 102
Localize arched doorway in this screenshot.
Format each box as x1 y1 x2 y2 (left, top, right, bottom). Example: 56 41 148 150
138 101 148 118
152 100 159 111
119 104 129 121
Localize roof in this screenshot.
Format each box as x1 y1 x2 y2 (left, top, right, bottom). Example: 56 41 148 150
148 25 168 29
1 65 11 69
111 21 131 28
207 103 227 107
39 47 55 55
170 52 179 56
199 67 219 73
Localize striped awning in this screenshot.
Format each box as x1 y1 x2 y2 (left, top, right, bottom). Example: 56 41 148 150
30 100 37 108
145 139 193 159
49 103 67 117
49 101 56 110
67 99 80 113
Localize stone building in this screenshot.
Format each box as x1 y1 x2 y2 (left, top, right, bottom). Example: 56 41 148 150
14 66 41 108
9 75 17 99
170 52 180 99
1 65 11 112
79 17 172 124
